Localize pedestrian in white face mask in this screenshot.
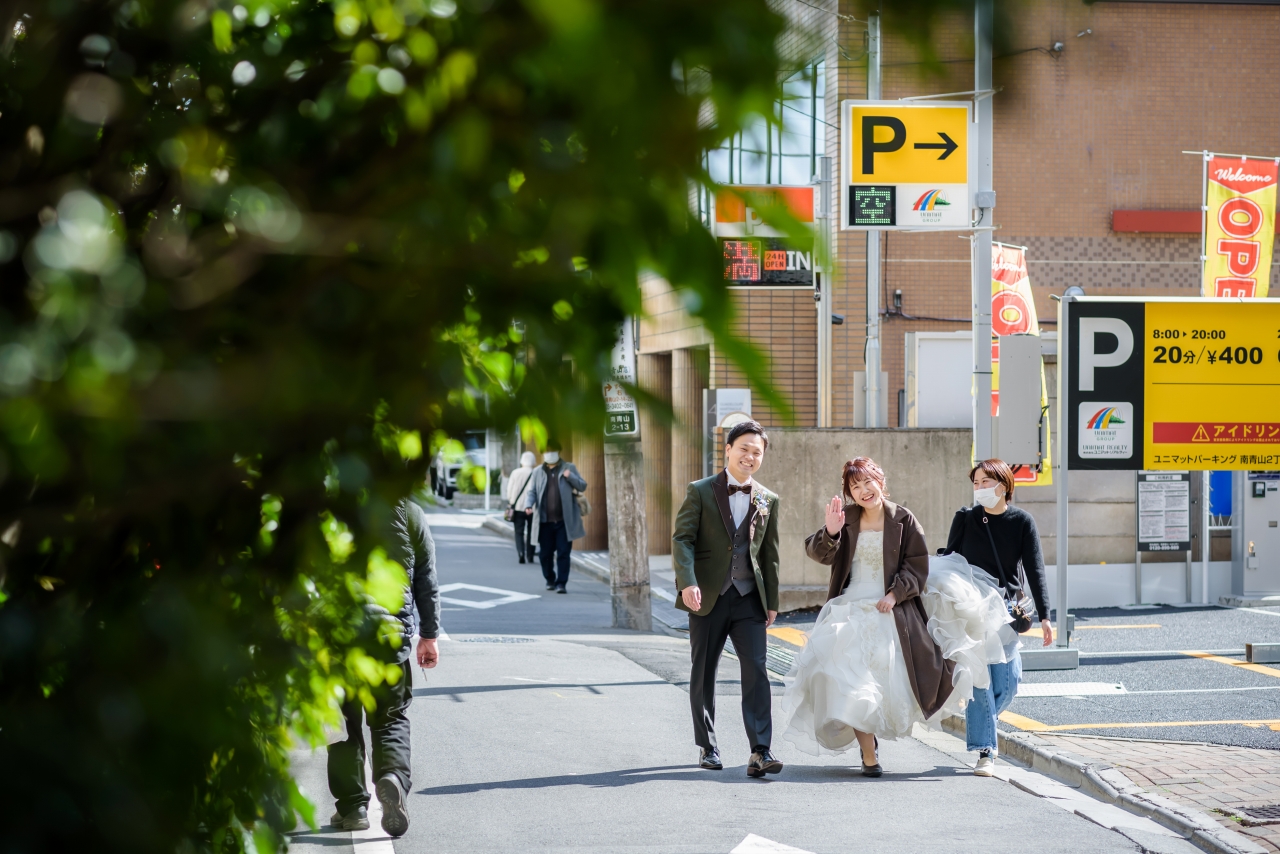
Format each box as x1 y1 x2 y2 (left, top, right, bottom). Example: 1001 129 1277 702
522 440 588 593
944 459 1053 777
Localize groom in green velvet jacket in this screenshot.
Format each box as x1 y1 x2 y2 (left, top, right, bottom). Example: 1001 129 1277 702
672 419 781 778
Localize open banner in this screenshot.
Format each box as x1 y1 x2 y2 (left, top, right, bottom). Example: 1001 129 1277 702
991 243 1051 486
1202 157 1277 298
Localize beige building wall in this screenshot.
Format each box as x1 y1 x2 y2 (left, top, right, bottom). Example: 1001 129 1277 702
762 428 975 610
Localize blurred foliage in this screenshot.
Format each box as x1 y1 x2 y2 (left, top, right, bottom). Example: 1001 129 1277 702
455 465 498 495
0 0 1000 851
0 0 791 852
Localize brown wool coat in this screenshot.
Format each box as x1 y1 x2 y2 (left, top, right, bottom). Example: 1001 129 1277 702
804 500 955 719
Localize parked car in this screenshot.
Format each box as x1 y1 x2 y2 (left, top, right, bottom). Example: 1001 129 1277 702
430 431 489 500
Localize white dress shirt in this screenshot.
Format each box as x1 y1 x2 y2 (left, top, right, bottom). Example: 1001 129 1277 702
726 470 752 527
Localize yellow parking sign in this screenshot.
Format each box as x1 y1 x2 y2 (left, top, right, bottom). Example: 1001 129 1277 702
841 100 972 230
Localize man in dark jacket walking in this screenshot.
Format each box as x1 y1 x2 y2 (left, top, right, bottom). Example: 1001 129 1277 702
327 498 441 837
522 440 588 593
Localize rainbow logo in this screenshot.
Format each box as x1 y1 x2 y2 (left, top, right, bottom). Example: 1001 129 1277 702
1086 407 1126 429
912 190 951 211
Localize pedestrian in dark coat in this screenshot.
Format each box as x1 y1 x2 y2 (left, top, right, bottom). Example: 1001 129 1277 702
327 498 440 837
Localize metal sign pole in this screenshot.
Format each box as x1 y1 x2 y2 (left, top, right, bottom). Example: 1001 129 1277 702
1202 469 1211 604
972 0 995 459
864 13 882 428
1199 150 1209 292
815 157 832 427
1055 294 1070 646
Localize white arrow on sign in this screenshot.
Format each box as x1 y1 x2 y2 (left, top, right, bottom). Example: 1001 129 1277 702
437 583 540 610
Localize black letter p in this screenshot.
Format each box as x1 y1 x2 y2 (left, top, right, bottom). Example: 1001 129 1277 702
861 116 906 174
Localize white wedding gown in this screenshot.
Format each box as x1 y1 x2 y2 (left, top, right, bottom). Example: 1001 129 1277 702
781 533 1013 755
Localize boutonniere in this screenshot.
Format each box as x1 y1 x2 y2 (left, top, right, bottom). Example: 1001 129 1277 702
752 491 770 517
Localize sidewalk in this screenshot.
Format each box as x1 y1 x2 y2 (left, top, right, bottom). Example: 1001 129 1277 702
288 630 1152 854
1033 733 1280 853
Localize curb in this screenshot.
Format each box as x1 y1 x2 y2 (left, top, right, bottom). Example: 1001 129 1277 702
939 716 1267 854
479 515 610 584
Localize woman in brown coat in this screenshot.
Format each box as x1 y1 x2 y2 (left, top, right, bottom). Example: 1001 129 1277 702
780 457 1009 776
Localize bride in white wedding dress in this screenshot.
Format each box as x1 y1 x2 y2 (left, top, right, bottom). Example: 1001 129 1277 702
780 458 1012 775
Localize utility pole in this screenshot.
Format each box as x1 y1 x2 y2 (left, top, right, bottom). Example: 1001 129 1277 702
972 0 995 459
864 12 882 428
603 319 651 631
815 155 832 427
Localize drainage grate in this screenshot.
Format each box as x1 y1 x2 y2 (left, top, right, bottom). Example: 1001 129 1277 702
724 639 797 676
453 636 536 644
1241 805 1280 821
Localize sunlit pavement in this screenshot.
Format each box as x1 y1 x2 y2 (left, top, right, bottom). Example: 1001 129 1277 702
284 512 1199 853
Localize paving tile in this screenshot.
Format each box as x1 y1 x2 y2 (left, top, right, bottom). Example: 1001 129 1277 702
1036 733 1280 852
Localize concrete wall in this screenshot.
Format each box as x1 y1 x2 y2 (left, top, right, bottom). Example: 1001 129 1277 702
761 428 974 610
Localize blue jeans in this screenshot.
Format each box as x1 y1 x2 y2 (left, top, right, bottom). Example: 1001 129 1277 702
965 651 1022 752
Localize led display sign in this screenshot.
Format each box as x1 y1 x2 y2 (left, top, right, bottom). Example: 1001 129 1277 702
721 238 813 287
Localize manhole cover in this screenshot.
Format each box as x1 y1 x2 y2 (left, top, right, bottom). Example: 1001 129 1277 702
1241 805 1280 822
454 636 536 644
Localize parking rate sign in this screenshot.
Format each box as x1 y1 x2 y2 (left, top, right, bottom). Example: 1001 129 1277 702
841 101 971 230
1065 297 1280 471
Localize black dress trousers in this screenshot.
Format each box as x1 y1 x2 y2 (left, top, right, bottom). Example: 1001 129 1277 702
687 586 772 753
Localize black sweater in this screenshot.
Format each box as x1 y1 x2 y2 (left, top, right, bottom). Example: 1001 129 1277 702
945 504 1050 621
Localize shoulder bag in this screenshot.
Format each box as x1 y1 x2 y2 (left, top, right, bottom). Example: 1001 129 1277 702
978 509 1034 634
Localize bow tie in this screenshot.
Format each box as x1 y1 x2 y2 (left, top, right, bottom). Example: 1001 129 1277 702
727 483 751 495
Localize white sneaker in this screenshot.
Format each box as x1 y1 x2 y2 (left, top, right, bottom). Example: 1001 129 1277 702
974 750 996 777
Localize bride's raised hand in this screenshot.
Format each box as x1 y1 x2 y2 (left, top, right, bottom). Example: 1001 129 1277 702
824 495 845 536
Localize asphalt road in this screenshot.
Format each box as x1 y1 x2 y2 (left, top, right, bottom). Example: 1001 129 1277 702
283 511 1155 854
1006 604 1280 748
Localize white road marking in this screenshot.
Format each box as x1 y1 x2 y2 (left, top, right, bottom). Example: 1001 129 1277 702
1017 682 1126 697
1237 606 1280 619
430 534 509 545
437 582 540 609
506 676 557 683
347 766 396 854
730 834 815 854
423 514 487 528
1120 685 1280 695
651 587 677 603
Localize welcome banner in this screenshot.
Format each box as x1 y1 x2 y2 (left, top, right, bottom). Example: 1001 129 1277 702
991 243 1052 486
1203 156 1277 298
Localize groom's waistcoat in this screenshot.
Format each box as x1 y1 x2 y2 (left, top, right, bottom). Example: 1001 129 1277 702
720 512 756 596
671 470 781 616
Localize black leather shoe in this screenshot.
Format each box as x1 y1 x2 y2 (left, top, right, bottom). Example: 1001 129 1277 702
545 583 556 591
861 762 883 777
555 585 567 594
747 749 783 778
518 556 526 564
699 748 723 770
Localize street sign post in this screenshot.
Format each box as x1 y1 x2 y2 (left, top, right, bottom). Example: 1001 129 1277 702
839 100 974 231
1135 470 1193 606
1057 296 1280 623
1063 297 1280 471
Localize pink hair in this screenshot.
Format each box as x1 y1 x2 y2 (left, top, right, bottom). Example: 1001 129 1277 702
843 456 888 501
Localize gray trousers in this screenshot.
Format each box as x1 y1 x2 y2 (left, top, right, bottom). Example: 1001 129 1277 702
687 586 772 753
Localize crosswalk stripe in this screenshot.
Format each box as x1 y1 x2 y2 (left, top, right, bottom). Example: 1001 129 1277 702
730 833 815 854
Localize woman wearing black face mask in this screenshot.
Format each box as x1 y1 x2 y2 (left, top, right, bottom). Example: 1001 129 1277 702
944 458 1052 777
